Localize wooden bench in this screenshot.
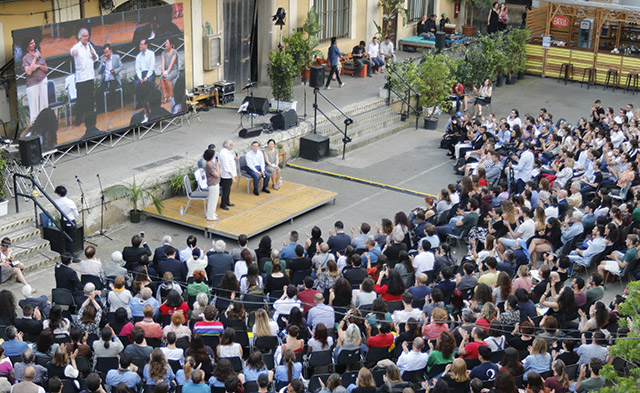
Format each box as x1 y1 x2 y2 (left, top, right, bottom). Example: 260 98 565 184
315 52 368 79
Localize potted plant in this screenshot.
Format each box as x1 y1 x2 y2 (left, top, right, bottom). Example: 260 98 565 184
511 28 531 79
374 0 407 41
462 0 491 37
416 54 454 129
0 155 8 217
104 178 164 223
268 49 299 112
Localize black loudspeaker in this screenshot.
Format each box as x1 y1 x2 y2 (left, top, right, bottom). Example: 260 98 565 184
309 66 325 89
239 127 263 138
435 32 446 51
242 96 270 116
19 136 42 167
270 110 298 130
299 133 330 161
43 226 84 254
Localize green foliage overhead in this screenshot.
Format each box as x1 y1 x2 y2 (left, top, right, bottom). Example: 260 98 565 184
283 6 322 71
600 280 640 393
377 0 407 39
268 50 298 103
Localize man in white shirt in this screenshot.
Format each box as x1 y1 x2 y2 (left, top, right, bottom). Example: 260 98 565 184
412 239 435 274
70 27 98 126
219 139 237 210
134 39 156 108
509 141 535 193
379 36 396 64
397 338 429 375
367 37 384 73
273 284 303 322
392 292 422 325
499 207 535 253
80 245 103 278
243 141 271 196
54 185 79 257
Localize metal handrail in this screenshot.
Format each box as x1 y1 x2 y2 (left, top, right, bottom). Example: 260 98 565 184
385 65 422 130
13 173 75 244
313 89 354 160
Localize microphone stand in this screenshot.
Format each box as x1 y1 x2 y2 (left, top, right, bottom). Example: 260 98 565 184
75 176 96 246
95 173 112 240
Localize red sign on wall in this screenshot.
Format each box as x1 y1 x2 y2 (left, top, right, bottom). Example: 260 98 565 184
552 15 570 28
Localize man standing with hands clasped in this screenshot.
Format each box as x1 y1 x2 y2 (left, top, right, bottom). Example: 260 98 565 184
243 141 271 196
70 27 98 126
204 149 220 221
219 140 237 210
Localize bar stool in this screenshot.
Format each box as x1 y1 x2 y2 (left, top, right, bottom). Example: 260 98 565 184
581 68 596 89
604 69 619 91
625 72 639 95
558 63 574 85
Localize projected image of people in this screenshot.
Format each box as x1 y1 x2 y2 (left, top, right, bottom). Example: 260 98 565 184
12 3 186 149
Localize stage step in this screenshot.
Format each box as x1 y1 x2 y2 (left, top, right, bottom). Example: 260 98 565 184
314 97 387 130
0 214 60 276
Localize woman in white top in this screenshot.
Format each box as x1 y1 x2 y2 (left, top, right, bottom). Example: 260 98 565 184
43 305 71 335
93 326 124 358
234 249 252 281
217 328 243 358
474 78 493 116
161 331 185 362
240 264 263 295
252 309 279 337
307 323 334 352
355 278 377 307
483 321 506 352
186 248 208 279
107 276 132 315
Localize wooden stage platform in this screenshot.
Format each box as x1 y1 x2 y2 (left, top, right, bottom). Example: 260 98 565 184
142 180 338 239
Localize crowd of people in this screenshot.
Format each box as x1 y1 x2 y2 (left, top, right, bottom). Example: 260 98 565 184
2 97 640 393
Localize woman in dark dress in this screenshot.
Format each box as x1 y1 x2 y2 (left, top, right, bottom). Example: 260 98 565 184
487 2 500 34
441 359 470 393
305 226 324 259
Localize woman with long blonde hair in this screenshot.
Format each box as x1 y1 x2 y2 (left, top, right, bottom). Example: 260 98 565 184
348 367 375 393
522 337 551 381
441 358 470 393
544 359 570 393
252 308 278 337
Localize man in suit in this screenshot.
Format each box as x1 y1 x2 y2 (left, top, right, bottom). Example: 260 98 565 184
122 234 152 272
343 254 368 287
54 253 82 296
97 43 122 113
206 240 233 288
152 235 173 268
157 246 187 283
14 304 43 343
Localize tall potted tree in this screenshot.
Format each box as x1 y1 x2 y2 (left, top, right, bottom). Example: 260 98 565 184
104 178 164 223
283 7 322 81
417 54 454 129
268 49 299 112
462 0 491 37
374 0 407 41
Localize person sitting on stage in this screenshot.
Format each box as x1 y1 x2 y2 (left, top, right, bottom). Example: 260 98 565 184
135 39 156 108
243 141 271 196
97 43 122 113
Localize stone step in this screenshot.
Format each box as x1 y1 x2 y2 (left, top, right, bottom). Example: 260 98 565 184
329 115 411 156
328 111 402 147
0 214 60 275
314 97 388 129
0 216 35 233
1 222 41 245
315 106 396 137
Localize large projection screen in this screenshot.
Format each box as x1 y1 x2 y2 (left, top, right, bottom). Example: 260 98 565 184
12 3 186 151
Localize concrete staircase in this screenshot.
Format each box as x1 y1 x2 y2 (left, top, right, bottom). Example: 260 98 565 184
313 97 411 157
0 215 60 275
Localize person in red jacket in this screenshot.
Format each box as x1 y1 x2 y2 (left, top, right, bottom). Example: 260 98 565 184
159 289 189 316
366 321 395 348
458 327 487 359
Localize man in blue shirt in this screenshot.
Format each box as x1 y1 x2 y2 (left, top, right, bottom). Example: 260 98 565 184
280 231 301 260
182 369 209 393
568 225 607 269
106 355 141 391
327 221 351 255
2 326 29 356
306 293 335 332
469 346 499 382
129 287 160 318
324 37 344 90
361 238 381 265
351 223 371 250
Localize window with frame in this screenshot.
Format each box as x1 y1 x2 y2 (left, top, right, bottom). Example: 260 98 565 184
316 0 350 41
407 0 433 22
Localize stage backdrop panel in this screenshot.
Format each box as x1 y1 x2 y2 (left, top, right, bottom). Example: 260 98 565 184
12 3 186 151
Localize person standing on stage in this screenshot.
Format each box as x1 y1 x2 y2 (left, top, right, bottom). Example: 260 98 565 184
135 39 156 109
324 37 344 90
205 149 220 221
97 43 123 113
54 186 79 257
243 141 271 196
22 37 49 125
70 28 98 126
219 140 237 211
